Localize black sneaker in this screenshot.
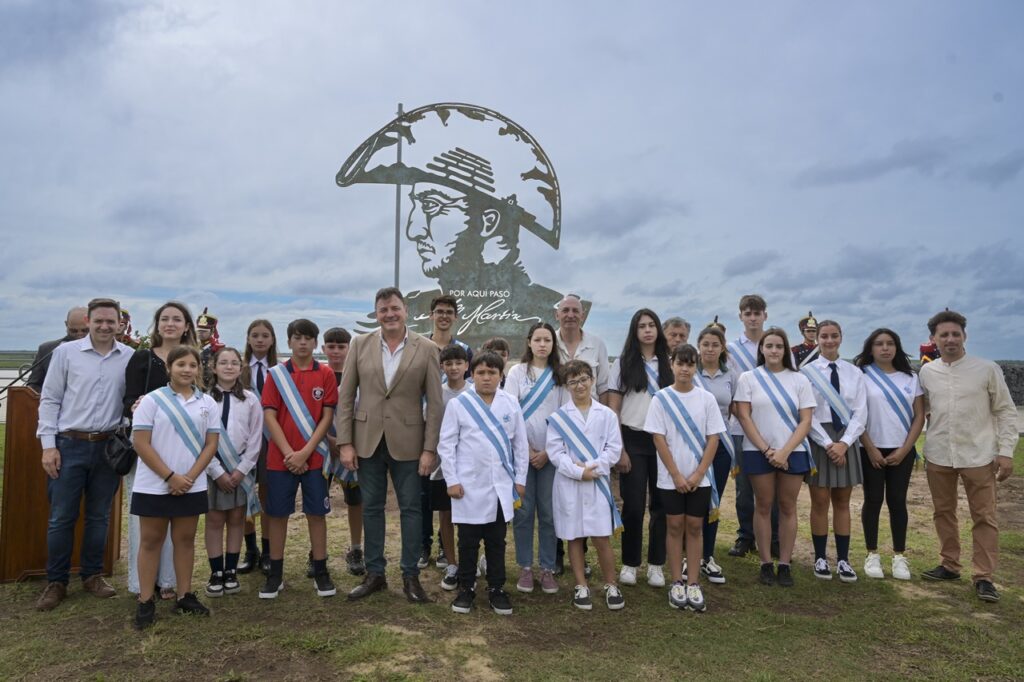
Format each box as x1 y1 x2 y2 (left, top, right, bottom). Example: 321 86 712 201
346 547 366 576
441 565 459 591
205 571 224 598
436 547 449 569
222 570 240 595
259 551 271 576
174 592 210 616
452 588 475 614
237 549 259 575
305 551 320 579
259 574 284 599
759 563 776 586
700 557 726 585
922 565 961 581
572 584 592 610
975 580 1000 602
314 571 336 597
728 537 755 557
488 588 513 616
777 564 794 587
133 597 156 630
417 547 431 570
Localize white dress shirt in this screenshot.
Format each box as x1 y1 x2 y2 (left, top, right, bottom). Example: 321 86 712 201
802 356 868 448
206 388 263 479
726 334 760 435
380 331 408 389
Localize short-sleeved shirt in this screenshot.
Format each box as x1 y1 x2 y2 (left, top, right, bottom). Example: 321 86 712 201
262 359 338 472
132 388 220 495
733 369 816 453
609 356 662 430
644 386 726 490
863 369 922 448
695 366 736 425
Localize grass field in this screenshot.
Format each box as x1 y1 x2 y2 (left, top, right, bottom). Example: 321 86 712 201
0 424 1021 681
0 351 35 370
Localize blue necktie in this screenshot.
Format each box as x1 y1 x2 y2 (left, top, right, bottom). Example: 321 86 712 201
221 392 231 428
256 363 265 395
828 362 843 431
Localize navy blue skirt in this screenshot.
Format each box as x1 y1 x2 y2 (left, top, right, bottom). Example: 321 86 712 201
742 450 811 476
131 491 208 517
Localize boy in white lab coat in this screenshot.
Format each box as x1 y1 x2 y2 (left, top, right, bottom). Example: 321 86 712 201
438 352 528 615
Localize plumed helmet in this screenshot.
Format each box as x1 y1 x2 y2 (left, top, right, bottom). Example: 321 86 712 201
336 102 560 249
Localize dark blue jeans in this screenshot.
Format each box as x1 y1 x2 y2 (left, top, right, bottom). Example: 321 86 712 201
734 435 779 543
360 439 423 577
46 437 121 584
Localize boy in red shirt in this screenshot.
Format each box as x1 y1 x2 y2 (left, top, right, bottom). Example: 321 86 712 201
259 319 338 599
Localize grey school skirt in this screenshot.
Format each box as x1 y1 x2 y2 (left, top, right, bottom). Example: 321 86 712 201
805 422 863 488
207 480 249 511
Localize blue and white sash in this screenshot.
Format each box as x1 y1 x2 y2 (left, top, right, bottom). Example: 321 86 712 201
801 364 852 427
267 364 334 479
654 390 720 521
644 362 661 397
728 339 757 373
216 418 262 517
457 391 521 509
864 365 913 434
752 368 815 474
519 366 555 421
151 386 209 462
692 372 737 467
547 408 624 534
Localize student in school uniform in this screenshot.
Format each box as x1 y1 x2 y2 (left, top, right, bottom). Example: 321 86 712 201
645 344 725 612
547 360 626 612
123 301 199 601
321 327 366 578
607 308 673 588
435 343 472 591
438 352 528 615
726 294 779 560
130 345 220 629
853 328 925 581
506 322 566 596
802 320 868 583
204 347 263 598
734 327 816 588
258 319 338 599
240 319 278 575
693 324 737 585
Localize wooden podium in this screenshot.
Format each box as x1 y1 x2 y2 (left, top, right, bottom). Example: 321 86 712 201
0 387 121 582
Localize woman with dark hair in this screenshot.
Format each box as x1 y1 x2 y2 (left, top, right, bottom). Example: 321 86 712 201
607 308 674 587
802 320 868 584
734 327 815 587
123 301 199 600
853 328 925 581
692 325 736 584
506 322 566 595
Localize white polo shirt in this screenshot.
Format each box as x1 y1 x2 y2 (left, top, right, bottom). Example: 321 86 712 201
132 388 220 495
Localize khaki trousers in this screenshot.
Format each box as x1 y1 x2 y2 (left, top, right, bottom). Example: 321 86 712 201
925 461 998 583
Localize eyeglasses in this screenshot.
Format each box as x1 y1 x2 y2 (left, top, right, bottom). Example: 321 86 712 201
566 377 591 388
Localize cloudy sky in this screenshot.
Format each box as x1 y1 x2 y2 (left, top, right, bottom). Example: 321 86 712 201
2 1 1022 359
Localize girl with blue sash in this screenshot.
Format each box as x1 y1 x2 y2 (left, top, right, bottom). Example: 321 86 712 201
607 308 674 589
802 320 868 583
130 345 220 629
853 329 925 581
506 322 566 596
547 360 626 611
645 345 726 613
734 328 816 588
203 348 263 599
694 325 737 584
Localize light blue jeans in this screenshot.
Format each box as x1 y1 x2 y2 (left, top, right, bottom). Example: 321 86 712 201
512 462 556 571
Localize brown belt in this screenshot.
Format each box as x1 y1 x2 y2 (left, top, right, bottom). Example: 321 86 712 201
59 430 115 442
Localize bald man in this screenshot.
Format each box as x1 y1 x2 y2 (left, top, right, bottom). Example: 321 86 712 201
27 306 89 393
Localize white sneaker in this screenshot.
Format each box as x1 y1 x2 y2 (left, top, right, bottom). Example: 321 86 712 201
864 552 884 579
440 564 459 591
619 565 638 586
686 584 706 612
646 564 665 588
892 555 911 581
668 581 687 609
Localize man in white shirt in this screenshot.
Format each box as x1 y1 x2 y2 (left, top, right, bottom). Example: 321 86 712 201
919 310 1017 602
35 298 133 611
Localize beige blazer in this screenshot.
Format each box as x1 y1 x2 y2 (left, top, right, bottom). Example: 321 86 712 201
335 329 443 461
